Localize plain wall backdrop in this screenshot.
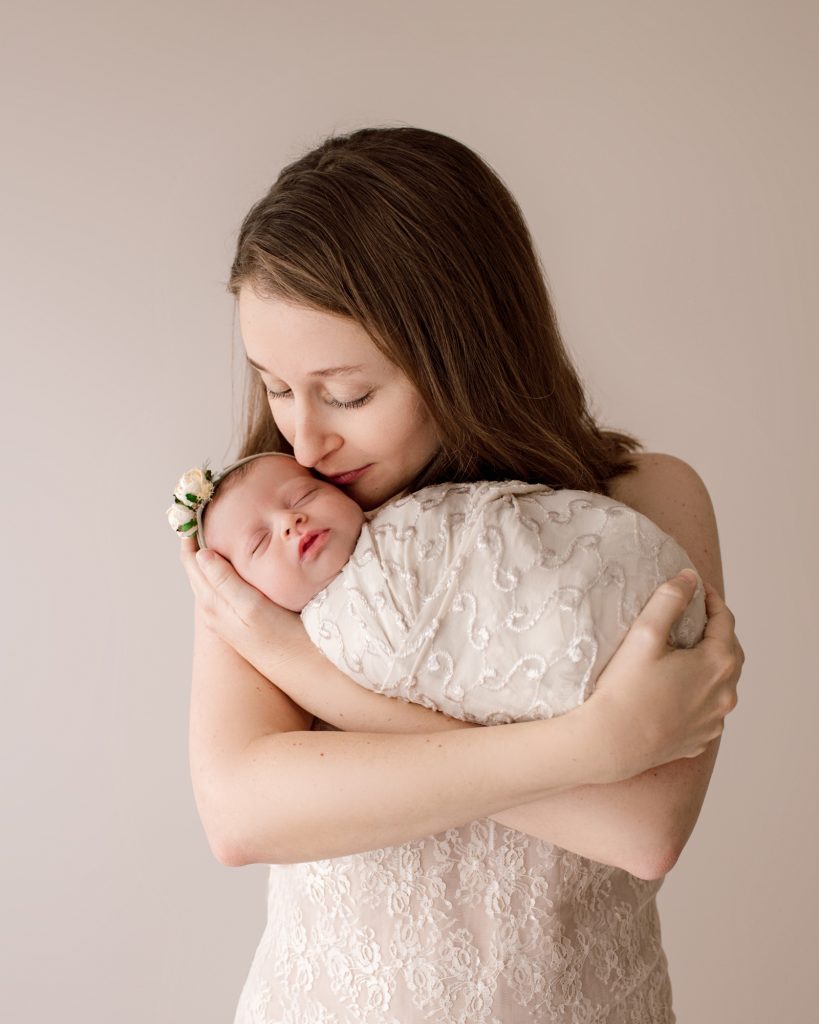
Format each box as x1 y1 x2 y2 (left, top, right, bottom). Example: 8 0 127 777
3 1 816 1020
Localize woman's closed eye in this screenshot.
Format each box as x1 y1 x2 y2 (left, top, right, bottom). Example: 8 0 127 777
265 386 372 410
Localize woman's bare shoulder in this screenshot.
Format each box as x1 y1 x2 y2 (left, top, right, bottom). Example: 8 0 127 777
607 451 695 507
607 450 725 596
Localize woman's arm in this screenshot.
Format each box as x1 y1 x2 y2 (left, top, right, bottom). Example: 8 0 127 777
182 511 730 870
232 575 731 879
223 453 740 879
489 453 739 879
189 598 605 866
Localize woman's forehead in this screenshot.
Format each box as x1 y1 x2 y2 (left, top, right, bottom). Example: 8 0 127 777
238 288 386 375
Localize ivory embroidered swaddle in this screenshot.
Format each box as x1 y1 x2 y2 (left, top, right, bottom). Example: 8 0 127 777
300 479 707 725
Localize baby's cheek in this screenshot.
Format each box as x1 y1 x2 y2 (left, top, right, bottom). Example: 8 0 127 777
234 560 284 606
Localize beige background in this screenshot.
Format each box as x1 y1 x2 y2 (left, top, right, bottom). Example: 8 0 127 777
3 1 816 1020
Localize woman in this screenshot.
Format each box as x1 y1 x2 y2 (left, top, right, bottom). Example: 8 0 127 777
180 126 743 1023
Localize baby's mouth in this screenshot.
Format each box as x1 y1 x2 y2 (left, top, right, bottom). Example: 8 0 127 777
299 530 328 559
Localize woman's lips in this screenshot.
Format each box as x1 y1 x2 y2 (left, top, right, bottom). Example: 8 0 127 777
325 464 372 485
299 529 329 561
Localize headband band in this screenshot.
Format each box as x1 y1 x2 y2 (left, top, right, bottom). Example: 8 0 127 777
166 451 298 550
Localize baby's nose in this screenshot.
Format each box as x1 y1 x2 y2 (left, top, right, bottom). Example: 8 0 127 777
282 511 306 535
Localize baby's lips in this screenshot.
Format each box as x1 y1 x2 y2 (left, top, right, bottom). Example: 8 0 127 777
299 528 328 559
297 531 313 559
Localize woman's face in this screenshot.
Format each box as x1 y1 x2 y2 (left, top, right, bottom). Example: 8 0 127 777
237 286 441 511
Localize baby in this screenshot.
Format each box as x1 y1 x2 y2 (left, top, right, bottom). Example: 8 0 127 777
170 451 706 726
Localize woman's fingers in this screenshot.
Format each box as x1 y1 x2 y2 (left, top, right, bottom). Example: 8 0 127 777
701 581 744 712
584 571 744 780
701 581 735 636
179 537 207 599
701 582 740 665
194 550 262 627
628 571 701 657
702 581 744 666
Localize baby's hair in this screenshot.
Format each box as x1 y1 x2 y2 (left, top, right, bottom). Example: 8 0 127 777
210 457 258 499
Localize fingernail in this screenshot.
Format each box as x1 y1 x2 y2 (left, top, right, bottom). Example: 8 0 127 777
195 549 213 568
678 569 698 585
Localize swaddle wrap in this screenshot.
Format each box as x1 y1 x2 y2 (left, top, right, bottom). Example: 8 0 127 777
300 479 707 725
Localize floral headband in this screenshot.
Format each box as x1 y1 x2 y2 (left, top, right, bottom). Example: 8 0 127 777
165 451 297 550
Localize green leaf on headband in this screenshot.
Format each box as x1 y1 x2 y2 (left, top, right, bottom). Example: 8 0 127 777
184 493 200 504
177 520 197 534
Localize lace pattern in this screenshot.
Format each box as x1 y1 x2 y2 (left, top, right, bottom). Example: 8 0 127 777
235 739 675 1023
301 480 705 726
235 481 689 1021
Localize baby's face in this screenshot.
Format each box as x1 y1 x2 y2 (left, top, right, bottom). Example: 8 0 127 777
202 456 366 611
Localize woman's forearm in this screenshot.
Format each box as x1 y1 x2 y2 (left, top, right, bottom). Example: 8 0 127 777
194 613 602 867
486 737 722 880
202 585 724 872
232 710 595 865
258 633 688 877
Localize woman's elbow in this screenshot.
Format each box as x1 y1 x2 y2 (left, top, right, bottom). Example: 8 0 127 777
191 772 257 867
627 828 685 881
629 844 680 881
197 809 251 867
629 746 720 880
211 823 289 867
202 820 252 867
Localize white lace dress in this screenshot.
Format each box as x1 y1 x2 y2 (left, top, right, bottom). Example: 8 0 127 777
233 481 701 1022
234 758 676 1023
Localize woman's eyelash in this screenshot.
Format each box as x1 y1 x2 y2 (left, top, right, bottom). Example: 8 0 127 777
265 386 372 410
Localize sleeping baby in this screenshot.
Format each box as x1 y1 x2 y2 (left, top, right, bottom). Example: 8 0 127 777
167 451 706 726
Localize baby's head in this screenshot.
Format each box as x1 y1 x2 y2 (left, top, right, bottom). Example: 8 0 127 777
201 454 366 612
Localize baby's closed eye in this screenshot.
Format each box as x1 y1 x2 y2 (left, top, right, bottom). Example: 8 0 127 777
292 488 318 505
251 531 269 556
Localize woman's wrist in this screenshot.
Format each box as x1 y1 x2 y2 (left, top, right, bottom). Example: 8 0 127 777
492 708 609 798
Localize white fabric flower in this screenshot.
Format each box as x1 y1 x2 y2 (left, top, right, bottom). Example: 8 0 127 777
173 467 214 509
166 501 199 536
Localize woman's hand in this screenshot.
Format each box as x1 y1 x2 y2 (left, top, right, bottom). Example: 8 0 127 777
178 537 307 675
579 571 745 784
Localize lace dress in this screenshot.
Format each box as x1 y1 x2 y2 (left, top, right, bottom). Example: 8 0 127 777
233 716 675 1023
233 481 687 1022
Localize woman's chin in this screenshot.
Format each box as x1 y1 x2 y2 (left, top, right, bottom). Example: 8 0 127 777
353 481 389 512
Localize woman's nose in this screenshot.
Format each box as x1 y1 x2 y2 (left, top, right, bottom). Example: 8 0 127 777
290 409 342 468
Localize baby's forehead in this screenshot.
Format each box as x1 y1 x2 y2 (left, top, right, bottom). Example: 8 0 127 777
204 457 313 538
245 457 314 488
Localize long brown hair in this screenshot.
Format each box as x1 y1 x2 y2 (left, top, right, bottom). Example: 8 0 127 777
227 125 643 497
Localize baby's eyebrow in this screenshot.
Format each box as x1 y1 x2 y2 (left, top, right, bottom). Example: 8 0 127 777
246 356 366 379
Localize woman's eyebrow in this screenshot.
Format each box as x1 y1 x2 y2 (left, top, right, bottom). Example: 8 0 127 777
245 356 366 378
